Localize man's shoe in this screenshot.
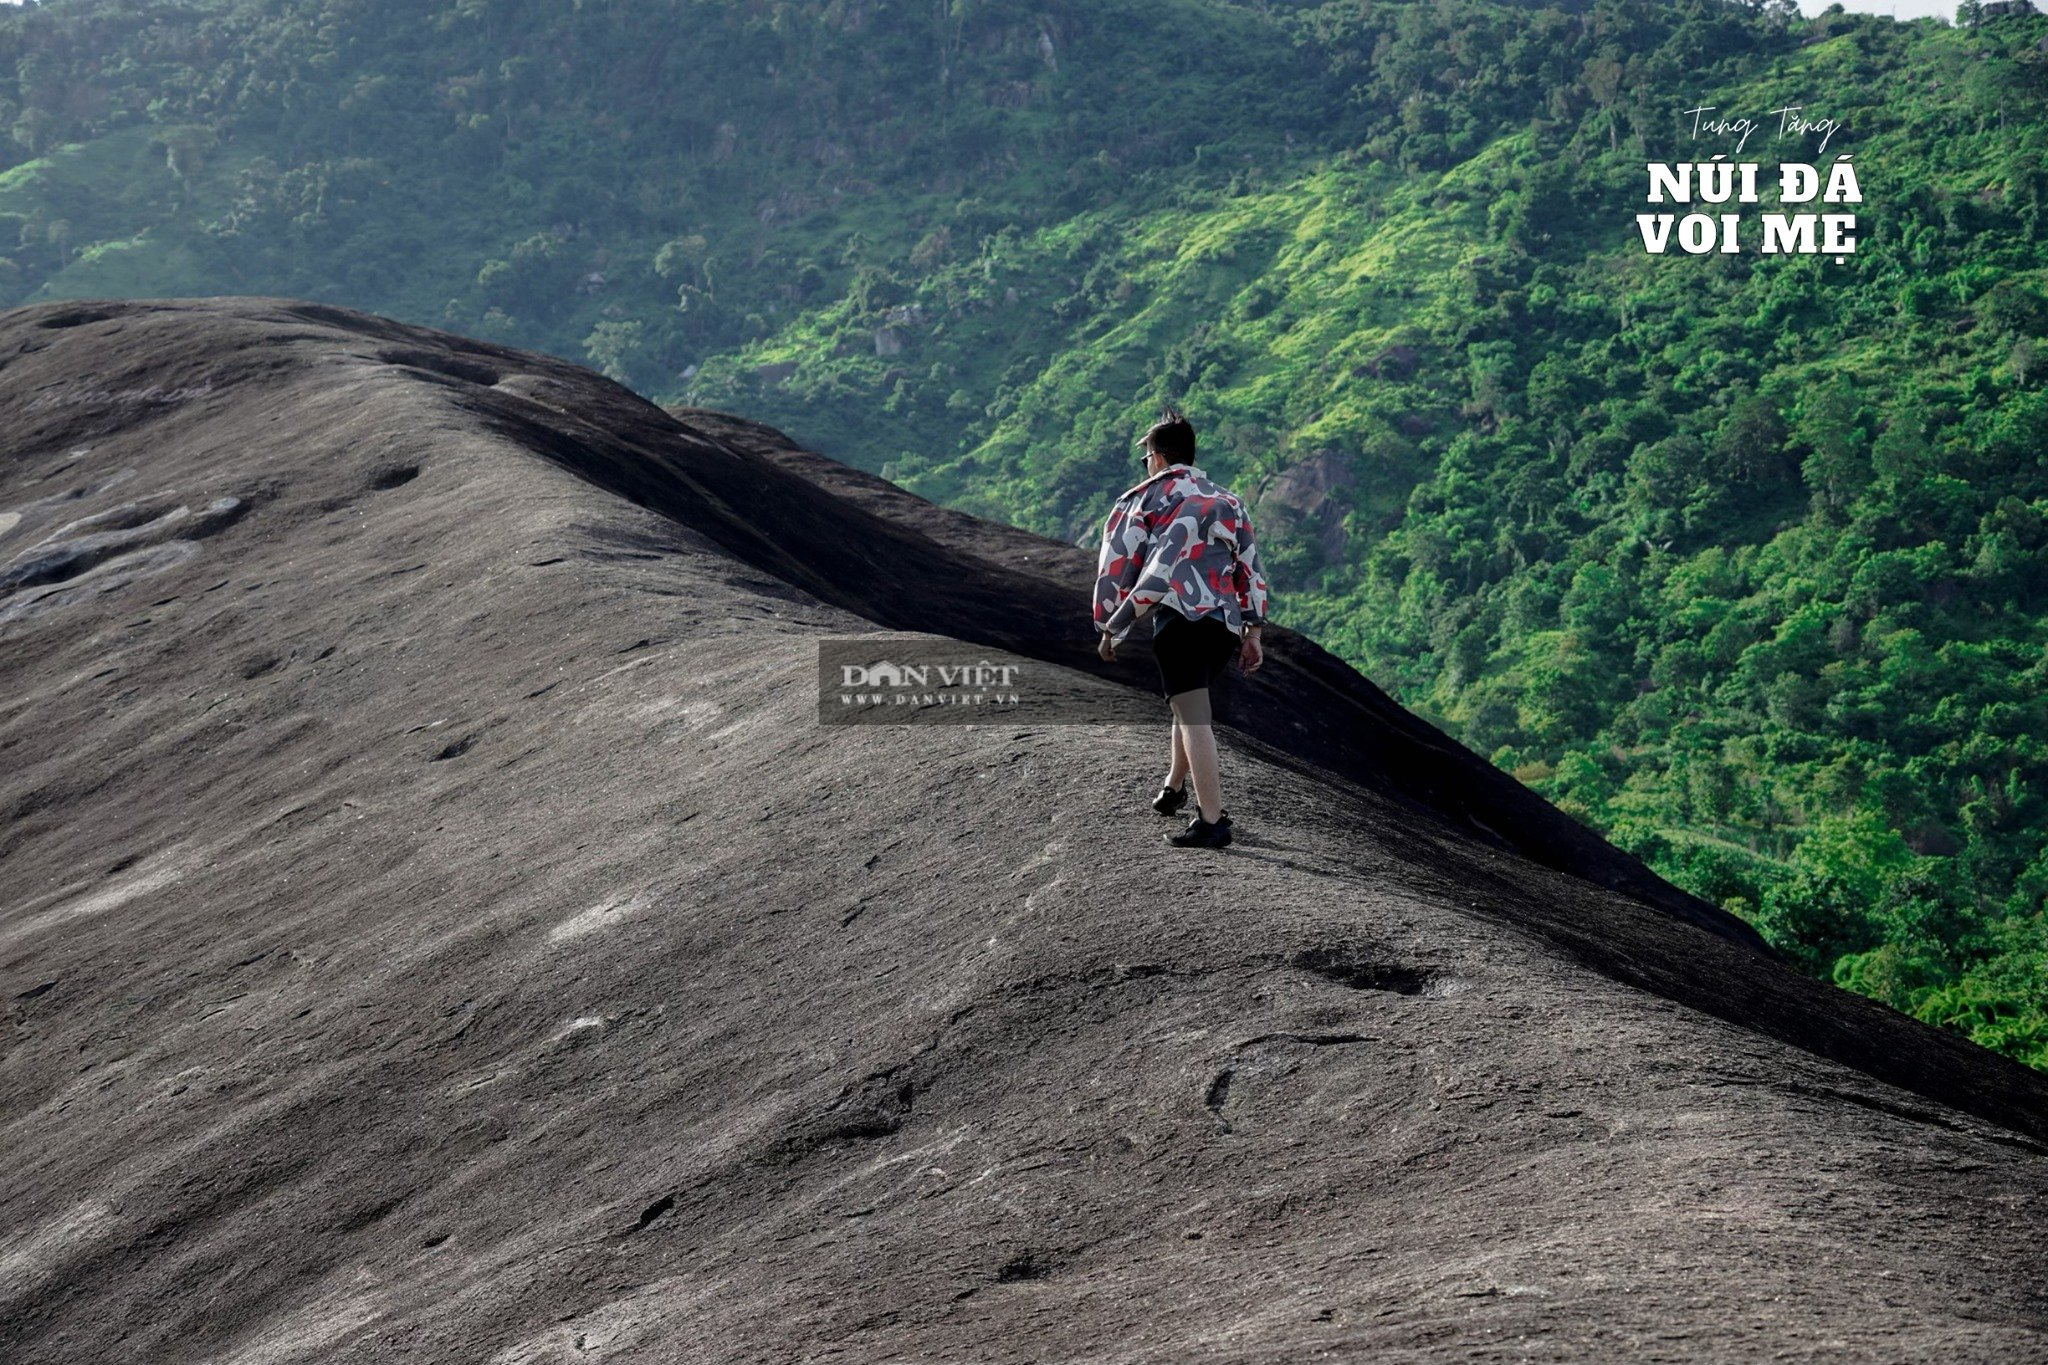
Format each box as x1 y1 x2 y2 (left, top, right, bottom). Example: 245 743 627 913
1166 811 1233 848
1151 780 1189 816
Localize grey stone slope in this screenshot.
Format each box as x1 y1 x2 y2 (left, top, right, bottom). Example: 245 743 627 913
0 296 2043 1365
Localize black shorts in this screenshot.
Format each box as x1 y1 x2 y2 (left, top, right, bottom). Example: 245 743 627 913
1152 610 1239 700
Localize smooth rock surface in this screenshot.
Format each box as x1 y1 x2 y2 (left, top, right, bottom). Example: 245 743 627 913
1 297 2045 1364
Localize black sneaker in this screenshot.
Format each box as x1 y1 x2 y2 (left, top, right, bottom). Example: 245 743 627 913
1151 780 1189 816
1166 811 1233 848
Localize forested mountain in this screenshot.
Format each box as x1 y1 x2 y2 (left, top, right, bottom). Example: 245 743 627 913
2 0 2045 1069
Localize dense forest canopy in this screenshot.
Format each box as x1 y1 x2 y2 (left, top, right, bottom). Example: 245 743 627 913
2 0 2045 1068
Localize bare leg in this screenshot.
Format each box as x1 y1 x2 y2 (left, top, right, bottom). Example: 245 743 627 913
1183 725 1223 823
1167 688 1223 823
1165 719 1190 790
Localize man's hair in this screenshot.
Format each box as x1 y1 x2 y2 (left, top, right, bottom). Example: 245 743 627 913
1142 405 1196 463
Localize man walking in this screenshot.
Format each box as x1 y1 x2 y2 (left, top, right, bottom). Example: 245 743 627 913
1093 406 1271 848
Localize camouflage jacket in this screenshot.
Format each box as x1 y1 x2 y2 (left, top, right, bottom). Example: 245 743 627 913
1092 463 1271 643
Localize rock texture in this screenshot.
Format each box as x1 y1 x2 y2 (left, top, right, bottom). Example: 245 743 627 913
1249 446 1353 565
1 296 2045 1364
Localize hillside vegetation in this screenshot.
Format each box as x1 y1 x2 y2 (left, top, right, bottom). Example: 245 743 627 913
2 0 2045 1067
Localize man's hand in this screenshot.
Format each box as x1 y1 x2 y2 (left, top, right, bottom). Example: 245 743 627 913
1239 627 1263 673
1098 631 1117 662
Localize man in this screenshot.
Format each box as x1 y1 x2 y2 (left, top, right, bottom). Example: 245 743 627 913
1093 406 1271 848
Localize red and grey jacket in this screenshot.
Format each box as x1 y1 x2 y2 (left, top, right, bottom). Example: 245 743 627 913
1092 463 1271 643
